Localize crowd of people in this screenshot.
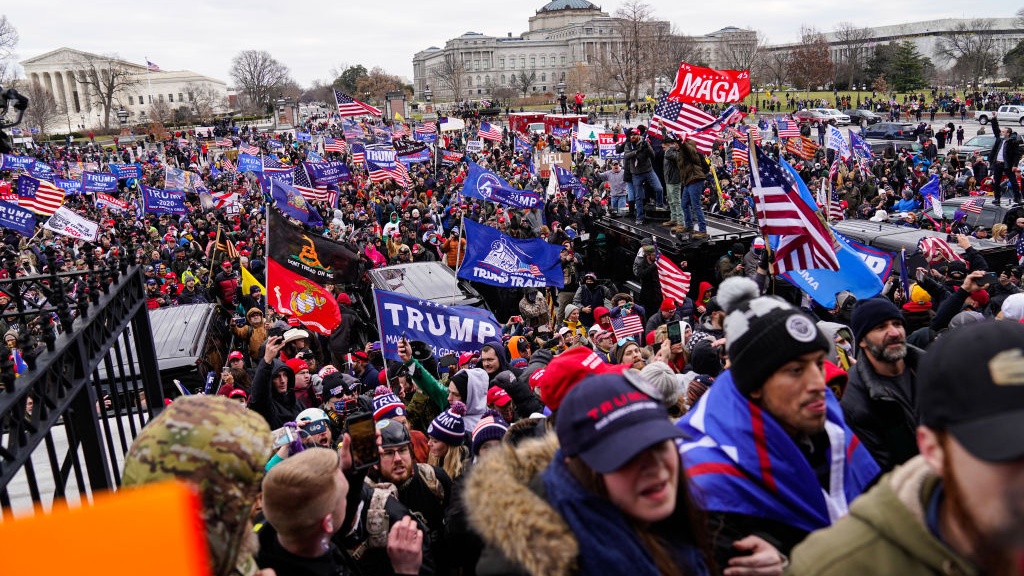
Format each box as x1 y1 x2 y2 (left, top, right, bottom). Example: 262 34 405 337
3 87 1024 574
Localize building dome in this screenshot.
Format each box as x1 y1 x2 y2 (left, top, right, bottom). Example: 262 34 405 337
537 0 600 12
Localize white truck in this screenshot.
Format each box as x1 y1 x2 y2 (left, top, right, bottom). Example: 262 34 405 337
974 105 1024 126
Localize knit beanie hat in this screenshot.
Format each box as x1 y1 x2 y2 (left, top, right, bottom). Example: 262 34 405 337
372 385 406 421
471 409 509 457
850 297 904 344
427 401 468 446
564 303 580 318
719 277 830 396
660 298 676 312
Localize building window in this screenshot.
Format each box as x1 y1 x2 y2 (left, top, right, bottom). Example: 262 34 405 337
530 56 535 67
178 93 183 102
560 55 566 65
467 76 472 87
541 73 546 81
189 92 195 102
499 58 504 68
520 57 525 68
138 95 144 105
501 74 506 84
541 56 546 66
168 93 174 103
158 94 164 103
510 58 515 69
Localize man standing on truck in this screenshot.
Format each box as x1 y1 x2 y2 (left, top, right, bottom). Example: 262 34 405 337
620 127 664 225
676 132 710 239
988 118 1022 206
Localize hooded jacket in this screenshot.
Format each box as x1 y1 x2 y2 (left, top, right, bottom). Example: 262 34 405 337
789 456 979 576
249 359 301 429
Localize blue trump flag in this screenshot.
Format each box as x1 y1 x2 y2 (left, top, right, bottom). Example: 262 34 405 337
849 131 873 160
296 132 312 142
373 288 503 362
514 136 530 153
82 171 118 194
306 150 324 163
109 163 143 180
28 161 55 179
266 178 322 226
458 219 564 289
305 161 351 185
0 201 37 237
462 160 542 209
237 154 263 173
553 164 587 199
919 174 942 217
142 186 187 216
780 229 890 307
56 178 83 196
0 154 35 172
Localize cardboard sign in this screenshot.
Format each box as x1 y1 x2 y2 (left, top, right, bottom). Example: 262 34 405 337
465 140 484 154
536 151 572 179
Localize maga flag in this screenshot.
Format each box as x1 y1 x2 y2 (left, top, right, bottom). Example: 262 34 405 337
267 257 341 336
667 63 751 104
267 208 361 285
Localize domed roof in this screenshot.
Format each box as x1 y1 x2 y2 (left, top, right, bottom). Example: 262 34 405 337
537 0 601 12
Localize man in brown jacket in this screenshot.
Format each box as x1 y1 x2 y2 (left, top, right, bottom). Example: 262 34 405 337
676 132 709 239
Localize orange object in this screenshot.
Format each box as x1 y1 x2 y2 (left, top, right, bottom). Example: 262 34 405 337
0 481 210 576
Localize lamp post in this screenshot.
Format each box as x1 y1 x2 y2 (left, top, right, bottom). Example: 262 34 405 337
557 80 566 95
424 85 433 115
79 114 85 130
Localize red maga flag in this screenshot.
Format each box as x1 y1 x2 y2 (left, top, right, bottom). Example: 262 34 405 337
267 257 341 336
668 63 751 105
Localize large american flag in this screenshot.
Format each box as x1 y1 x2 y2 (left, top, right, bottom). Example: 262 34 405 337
962 197 986 214
776 119 801 138
611 313 645 341
392 123 410 138
334 90 381 117
828 189 846 221
785 136 818 160
750 146 839 272
478 122 502 142
215 138 233 147
366 159 405 186
292 164 330 202
221 156 236 172
649 94 718 153
342 119 365 140
416 122 437 134
324 137 347 154
18 175 65 216
351 143 366 166
918 236 965 265
731 139 749 166
657 255 692 304
263 155 288 172
239 142 260 155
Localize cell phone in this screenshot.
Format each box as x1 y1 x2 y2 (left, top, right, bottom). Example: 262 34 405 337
333 399 357 415
947 234 958 243
668 321 682 345
267 325 285 339
346 412 380 470
271 426 295 449
976 273 999 286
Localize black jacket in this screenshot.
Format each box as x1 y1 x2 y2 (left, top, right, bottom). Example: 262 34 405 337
988 119 1022 166
249 359 301 429
336 480 435 576
841 345 924 473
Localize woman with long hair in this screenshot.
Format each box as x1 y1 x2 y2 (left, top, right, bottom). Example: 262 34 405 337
426 401 470 481
466 372 785 576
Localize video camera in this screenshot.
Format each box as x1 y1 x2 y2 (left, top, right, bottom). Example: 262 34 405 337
0 85 29 154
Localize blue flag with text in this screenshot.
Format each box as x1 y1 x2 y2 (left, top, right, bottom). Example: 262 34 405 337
373 288 503 362
458 219 564 289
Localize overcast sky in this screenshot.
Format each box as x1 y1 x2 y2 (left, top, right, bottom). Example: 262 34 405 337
3 0 1020 88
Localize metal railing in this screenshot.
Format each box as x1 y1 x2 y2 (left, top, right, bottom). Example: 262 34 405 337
0 245 162 519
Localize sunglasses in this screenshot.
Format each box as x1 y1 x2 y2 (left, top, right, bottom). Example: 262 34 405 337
616 337 636 347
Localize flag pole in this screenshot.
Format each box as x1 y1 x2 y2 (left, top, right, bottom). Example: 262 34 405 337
207 223 222 289
452 210 466 302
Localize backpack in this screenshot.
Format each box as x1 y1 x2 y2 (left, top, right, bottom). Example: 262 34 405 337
351 479 400 559
416 463 446 502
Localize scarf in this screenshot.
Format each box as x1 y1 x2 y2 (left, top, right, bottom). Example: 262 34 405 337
678 370 879 534
542 452 659 576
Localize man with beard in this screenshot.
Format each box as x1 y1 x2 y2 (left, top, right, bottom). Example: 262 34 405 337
790 321 1024 575
842 297 925 473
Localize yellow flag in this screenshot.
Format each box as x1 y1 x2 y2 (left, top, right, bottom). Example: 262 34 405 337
241 266 265 296
395 112 405 122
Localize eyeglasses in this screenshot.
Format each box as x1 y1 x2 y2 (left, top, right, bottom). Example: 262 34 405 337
380 445 411 460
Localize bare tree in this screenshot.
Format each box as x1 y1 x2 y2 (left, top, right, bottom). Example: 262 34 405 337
509 69 538 98
73 54 141 129
229 50 291 112
717 30 767 86
148 100 172 124
16 80 61 135
651 26 702 94
0 15 17 83
787 27 834 93
184 82 226 121
355 66 408 106
430 53 466 102
601 1 665 102
1017 7 1024 29
934 20 999 87
833 22 872 89
760 46 790 89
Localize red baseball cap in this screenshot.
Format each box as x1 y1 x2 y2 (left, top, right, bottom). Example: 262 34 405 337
531 346 626 411
228 351 245 361
487 386 512 407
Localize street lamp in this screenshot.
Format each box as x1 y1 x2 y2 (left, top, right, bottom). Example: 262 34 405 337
117 107 129 125
557 80 566 95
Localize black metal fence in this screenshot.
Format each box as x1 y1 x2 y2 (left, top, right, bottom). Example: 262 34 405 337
0 245 162 519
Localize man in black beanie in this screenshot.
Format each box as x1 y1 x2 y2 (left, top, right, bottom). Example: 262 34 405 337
842 297 926 473
677 277 880 568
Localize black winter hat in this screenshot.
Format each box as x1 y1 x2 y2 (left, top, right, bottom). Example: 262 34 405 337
850 297 904 345
719 277 830 396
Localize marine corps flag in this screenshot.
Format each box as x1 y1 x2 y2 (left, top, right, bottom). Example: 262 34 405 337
267 208 362 284
267 257 341 336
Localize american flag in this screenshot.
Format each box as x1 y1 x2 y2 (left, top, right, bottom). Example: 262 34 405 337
734 124 761 144
392 124 409 138
416 122 436 134
828 189 846 221
750 147 839 272
342 119 365 140
239 142 260 155
146 59 161 72
731 139 749 165
324 137 347 154
221 156 236 172
17 175 65 216
215 138 233 147
785 136 818 160
611 314 645 341
776 119 801 138
263 155 289 173
918 236 965 265
366 159 395 184
962 198 986 214
1016 232 1024 265
649 94 719 154
292 164 330 202
351 143 366 166
334 90 381 117
478 122 502 142
657 254 691 304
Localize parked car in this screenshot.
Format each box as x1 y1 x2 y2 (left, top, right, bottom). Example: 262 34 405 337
845 109 882 125
863 122 917 140
974 105 1024 126
865 139 924 156
952 135 997 161
934 196 1024 229
812 108 851 125
793 109 831 125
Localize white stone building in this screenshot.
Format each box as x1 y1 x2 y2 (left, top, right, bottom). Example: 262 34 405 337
19 47 228 130
412 0 756 101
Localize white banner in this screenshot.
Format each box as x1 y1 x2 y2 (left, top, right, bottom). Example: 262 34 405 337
576 121 604 140
43 206 99 241
465 140 484 153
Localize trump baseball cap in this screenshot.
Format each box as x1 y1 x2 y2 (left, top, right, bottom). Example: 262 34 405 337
556 372 685 474
918 321 1024 462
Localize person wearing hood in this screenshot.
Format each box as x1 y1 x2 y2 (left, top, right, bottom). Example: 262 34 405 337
560 304 589 345
445 368 490 440
518 287 550 328
383 211 401 238
571 272 610 327
249 335 302 429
